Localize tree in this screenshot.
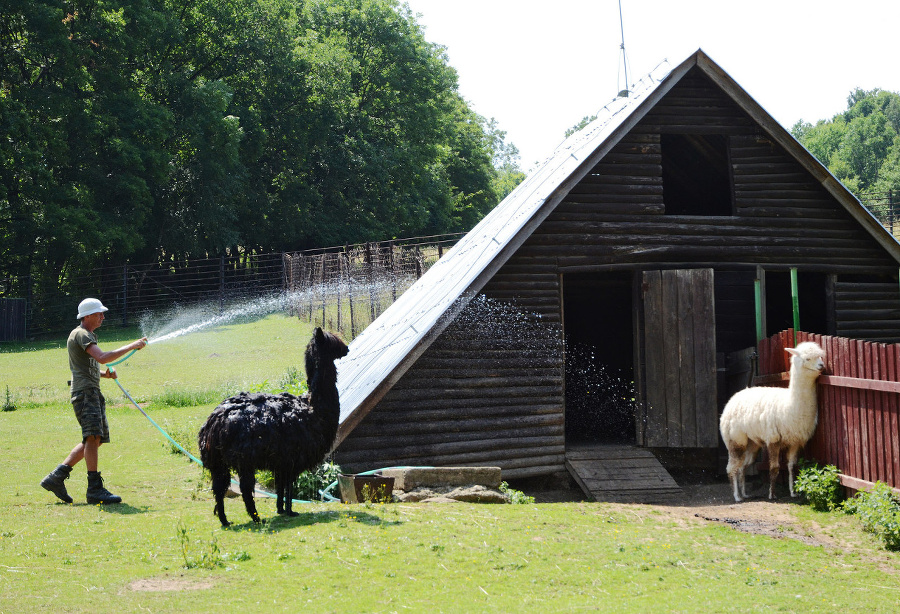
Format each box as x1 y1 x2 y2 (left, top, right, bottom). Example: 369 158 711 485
487 118 526 202
792 88 900 197
296 0 494 245
1 0 522 300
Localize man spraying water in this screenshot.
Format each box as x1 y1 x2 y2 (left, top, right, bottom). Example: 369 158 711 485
40 298 148 505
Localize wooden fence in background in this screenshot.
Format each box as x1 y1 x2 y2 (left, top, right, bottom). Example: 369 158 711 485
1 233 462 340
0 298 26 342
756 329 900 492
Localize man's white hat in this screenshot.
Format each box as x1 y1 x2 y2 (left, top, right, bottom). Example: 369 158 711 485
77 298 109 319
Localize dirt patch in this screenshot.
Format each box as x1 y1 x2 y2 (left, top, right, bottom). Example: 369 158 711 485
525 474 846 549
649 480 822 541
128 575 215 592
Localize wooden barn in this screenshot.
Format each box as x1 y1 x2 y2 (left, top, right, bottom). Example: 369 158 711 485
331 50 900 501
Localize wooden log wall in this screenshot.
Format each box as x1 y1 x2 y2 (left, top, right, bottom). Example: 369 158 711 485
334 296 566 478
516 69 896 275
834 280 900 343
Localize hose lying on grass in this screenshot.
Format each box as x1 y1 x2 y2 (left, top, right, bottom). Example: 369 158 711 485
110 362 427 505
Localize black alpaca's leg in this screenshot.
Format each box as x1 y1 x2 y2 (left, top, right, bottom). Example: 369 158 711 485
210 469 231 527
238 470 262 524
283 476 298 517
275 471 286 515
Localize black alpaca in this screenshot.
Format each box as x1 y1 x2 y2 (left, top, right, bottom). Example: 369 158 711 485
198 327 348 526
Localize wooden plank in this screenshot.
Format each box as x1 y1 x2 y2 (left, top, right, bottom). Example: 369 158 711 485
873 343 887 483
677 270 697 447
850 338 865 481
865 341 880 482
662 271 683 447
888 344 900 486
581 481 681 494
839 336 855 478
839 473 900 496
564 444 681 502
567 460 674 475
643 271 668 447
576 474 679 488
693 269 719 447
754 373 900 394
565 447 661 461
828 336 845 470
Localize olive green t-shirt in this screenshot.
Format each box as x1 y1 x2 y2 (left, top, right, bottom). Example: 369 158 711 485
68 325 100 393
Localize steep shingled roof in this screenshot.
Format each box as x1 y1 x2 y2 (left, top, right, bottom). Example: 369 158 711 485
333 49 900 445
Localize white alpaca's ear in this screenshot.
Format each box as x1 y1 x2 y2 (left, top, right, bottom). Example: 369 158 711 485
785 347 799 357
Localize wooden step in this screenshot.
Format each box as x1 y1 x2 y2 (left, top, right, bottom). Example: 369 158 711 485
565 444 682 503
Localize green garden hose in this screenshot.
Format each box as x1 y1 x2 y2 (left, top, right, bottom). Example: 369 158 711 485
110 362 430 506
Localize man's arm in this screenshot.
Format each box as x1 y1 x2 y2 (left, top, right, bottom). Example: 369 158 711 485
86 338 148 365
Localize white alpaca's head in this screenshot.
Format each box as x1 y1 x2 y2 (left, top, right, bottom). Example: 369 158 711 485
786 341 826 376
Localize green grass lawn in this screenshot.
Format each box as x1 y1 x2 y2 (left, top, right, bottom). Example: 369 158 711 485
1 313 317 408
2 315 899 612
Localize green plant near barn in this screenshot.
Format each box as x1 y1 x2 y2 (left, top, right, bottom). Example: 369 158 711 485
795 461 843 511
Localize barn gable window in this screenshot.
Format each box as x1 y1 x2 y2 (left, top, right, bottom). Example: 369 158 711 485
661 134 733 216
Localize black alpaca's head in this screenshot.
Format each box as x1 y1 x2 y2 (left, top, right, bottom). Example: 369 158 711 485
305 327 349 389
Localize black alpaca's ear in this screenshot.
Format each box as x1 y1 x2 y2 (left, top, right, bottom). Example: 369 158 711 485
315 327 325 343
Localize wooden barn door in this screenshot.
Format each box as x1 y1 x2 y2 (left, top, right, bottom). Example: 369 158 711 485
639 269 718 448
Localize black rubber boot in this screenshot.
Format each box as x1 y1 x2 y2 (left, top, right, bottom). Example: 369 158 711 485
86 471 122 505
40 464 73 504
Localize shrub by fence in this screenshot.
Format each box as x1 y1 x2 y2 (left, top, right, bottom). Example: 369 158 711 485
755 329 900 493
0 234 462 340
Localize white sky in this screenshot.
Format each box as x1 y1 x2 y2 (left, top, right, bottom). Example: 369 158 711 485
403 0 900 171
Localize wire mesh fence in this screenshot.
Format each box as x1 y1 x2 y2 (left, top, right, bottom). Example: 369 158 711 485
860 190 900 237
0 234 462 341
283 235 460 338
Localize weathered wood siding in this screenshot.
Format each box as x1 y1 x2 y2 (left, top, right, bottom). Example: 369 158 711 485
834 280 900 343
516 70 895 275
335 67 900 476
335 295 565 478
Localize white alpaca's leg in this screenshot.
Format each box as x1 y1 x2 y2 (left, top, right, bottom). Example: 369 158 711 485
726 445 745 502
767 443 782 500
786 446 801 497
740 442 760 500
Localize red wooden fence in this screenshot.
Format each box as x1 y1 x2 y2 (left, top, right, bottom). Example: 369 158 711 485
755 330 900 493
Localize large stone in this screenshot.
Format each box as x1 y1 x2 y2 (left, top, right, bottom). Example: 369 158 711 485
379 466 502 491
395 485 509 504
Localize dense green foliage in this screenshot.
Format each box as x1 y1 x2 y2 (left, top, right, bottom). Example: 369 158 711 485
843 482 900 551
795 461 900 551
794 461 843 512
1 0 521 290
792 88 900 197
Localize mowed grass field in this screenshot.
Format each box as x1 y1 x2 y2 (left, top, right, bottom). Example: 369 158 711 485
1 314 899 612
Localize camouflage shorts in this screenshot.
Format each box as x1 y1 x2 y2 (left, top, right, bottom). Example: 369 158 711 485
71 387 110 444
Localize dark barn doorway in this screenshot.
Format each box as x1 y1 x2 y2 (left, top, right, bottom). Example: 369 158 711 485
562 272 636 444
764 271 829 337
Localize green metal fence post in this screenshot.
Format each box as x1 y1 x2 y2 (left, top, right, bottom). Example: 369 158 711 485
790 267 800 345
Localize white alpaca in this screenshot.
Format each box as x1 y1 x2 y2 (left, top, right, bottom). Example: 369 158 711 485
719 341 826 502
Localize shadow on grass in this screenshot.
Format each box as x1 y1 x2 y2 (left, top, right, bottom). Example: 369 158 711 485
220 508 403 533
94 502 151 515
